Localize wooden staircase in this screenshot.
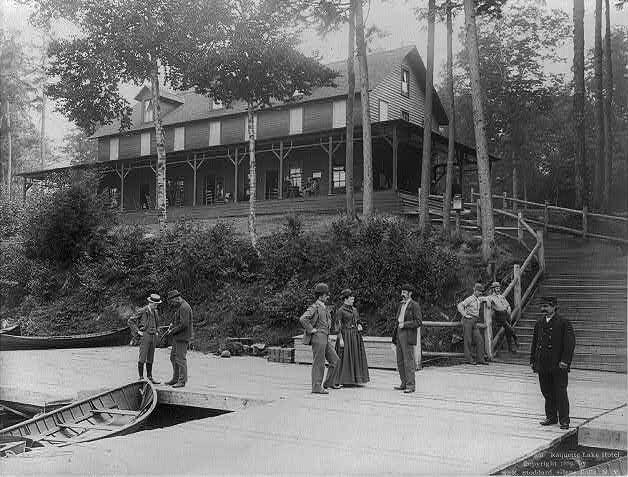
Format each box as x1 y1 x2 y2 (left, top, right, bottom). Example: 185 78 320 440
499 236 627 373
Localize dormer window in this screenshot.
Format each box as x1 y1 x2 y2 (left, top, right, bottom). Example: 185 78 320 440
401 67 410 97
143 100 154 123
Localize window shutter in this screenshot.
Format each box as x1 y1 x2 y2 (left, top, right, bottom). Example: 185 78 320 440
289 107 303 135
209 121 221 146
174 127 185 151
332 100 347 128
140 132 151 156
109 137 119 161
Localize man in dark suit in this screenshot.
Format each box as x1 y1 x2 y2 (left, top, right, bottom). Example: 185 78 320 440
530 296 575 430
299 283 339 394
392 283 422 393
128 293 162 384
164 290 194 388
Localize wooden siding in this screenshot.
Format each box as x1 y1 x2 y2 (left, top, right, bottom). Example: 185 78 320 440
98 138 110 162
257 109 290 139
185 121 210 150
370 60 438 129
119 134 140 160
221 117 245 145
303 102 333 133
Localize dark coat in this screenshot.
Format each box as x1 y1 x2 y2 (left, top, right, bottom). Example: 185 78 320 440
391 299 422 346
170 299 193 342
335 304 359 333
299 301 332 345
128 306 159 335
530 312 575 372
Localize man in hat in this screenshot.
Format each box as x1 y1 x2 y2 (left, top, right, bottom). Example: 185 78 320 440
530 296 575 430
128 293 162 383
391 283 422 393
164 290 193 388
487 282 518 353
299 282 339 394
457 283 488 365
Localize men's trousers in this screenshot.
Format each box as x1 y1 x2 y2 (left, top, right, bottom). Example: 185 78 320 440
170 340 189 383
538 369 569 425
310 332 339 392
494 310 516 347
462 316 485 363
395 331 416 391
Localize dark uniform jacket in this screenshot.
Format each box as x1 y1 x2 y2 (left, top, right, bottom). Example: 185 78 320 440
170 300 193 342
391 299 422 346
128 306 159 335
530 312 575 372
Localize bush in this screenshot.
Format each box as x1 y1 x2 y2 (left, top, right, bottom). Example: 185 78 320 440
0 195 26 239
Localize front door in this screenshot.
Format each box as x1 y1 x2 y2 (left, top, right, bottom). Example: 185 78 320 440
265 170 278 200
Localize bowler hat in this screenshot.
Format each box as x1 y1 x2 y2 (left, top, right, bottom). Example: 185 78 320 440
314 283 329 294
540 296 557 306
147 293 162 304
167 289 181 301
401 283 415 295
340 288 354 300
490 282 501 290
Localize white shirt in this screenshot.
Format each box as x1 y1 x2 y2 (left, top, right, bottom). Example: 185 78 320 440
459 294 481 318
490 293 511 313
398 300 410 325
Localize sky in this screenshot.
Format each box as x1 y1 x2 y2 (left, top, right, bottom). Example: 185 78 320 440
1 0 627 160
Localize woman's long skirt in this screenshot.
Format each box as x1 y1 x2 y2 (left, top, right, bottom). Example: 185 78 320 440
334 328 370 385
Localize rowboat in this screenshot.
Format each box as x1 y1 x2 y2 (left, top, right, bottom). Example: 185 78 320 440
0 380 157 453
0 324 21 336
0 326 130 351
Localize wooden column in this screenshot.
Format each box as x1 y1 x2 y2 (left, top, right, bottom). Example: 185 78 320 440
278 141 283 199
502 192 507 209
483 302 493 360
192 155 197 206
328 135 333 195
582 205 588 238
513 264 522 314
113 162 131 212
543 201 549 234
185 154 206 207
415 326 422 370
517 211 524 243
537 230 545 272
234 148 239 203
392 124 398 191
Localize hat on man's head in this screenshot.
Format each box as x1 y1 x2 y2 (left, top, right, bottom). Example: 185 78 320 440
540 296 557 306
167 290 181 301
314 283 329 294
147 293 162 304
490 282 501 290
473 283 485 292
340 288 354 300
401 283 415 295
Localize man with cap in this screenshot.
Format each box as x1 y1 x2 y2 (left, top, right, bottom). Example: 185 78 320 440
299 282 339 394
487 281 518 353
164 290 193 388
530 296 575 430
391 283 422 393
457 283 488 365
128 293 162 383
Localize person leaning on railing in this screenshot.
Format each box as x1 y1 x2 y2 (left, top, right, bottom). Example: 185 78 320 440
486 282 518 353
456 283 488 365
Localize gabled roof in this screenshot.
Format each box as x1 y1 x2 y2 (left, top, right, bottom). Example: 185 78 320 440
92 45 448 138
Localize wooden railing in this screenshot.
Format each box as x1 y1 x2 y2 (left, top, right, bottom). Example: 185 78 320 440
471 189 628 245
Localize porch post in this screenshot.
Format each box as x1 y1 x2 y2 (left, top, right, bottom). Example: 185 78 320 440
392 124 398 191
192 154 197 207
279 141 283 199
328 135 333 195
234 148 239 203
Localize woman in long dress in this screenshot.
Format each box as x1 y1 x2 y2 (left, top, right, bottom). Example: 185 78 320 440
334 289 370 386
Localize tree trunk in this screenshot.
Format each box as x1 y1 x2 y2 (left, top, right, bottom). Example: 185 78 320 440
346 1 356 218
442 0 455 235
463 0 495 263
593 0 604 209
247 105 258 248
419 0 436 235
512 154 518 211
573 0 587 208
5 100 12 201
150 64 167 229
354 0 373 217
602 0 613 211
41 32 48 169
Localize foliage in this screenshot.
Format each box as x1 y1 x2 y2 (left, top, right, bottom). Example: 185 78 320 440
60 129 98 164
21 170 117 267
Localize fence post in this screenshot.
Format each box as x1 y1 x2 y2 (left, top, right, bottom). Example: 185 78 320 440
502 191 507 210
514 264 522 314
483 302 493 361
517 212 524 243
582 205 588 238
470 186 474 203
537 230 545 273
544 201 549 235
476 198 482 229
415 326 422 371
455 210 461 237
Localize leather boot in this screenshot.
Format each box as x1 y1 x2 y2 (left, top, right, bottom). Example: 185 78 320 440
164 365 179 386
146 363 160 384
172 365 186 388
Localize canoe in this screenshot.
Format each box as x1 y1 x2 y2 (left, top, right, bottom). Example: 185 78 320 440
0 326 130 351
0 324 21 336
0 380 157 453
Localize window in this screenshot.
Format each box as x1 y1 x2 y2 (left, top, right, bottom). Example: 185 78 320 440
333 166 346 190
209 121 221 146
332 99 346 128
312 170 322 180
109 137 119 161
401 110 410 122
289 107 303 135
174 127 185 151
401 67 410 97
143 100 154 123
140 132 151 156
379 100 389 122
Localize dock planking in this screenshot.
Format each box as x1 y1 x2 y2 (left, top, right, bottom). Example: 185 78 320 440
0 346 625 475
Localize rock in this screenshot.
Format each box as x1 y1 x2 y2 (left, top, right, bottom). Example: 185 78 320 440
220 350 231 358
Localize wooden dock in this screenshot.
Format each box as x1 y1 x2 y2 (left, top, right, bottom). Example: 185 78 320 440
0 347 625 475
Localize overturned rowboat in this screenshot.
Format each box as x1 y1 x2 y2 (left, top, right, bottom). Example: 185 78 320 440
0 326 130 351
0 380 157 454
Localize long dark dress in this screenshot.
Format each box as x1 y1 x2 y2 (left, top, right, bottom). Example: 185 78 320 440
334 304 370 385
